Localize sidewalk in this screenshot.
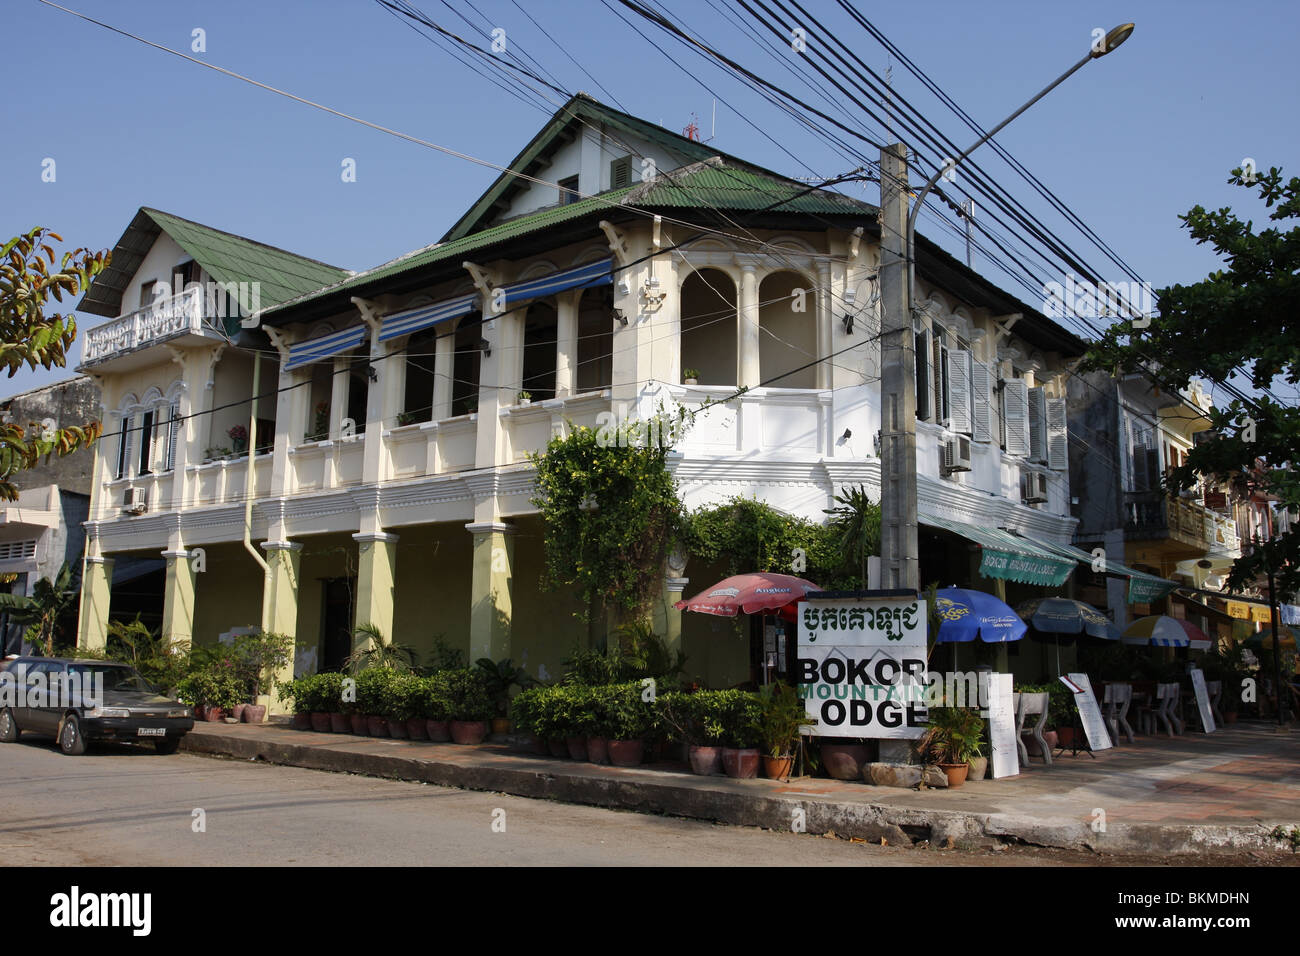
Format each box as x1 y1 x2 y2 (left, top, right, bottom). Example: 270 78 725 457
181 720 1300 856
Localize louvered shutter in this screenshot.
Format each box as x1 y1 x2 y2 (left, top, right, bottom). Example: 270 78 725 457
931 334 943 423
914 328 930 420
971 362 993 442
1027 387 1047 462
1003 380 1029 456
117 415 133 479
167 403 181 471
1046 397 1068 470
947 349 972 434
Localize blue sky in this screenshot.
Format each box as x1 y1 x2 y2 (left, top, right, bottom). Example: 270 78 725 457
4 0 1297 398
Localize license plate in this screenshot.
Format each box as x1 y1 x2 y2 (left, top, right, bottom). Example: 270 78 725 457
137 727 165 737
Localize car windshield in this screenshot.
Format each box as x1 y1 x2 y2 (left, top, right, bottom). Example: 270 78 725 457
68 664 156 694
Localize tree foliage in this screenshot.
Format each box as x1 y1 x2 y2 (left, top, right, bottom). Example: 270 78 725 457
0 228 108 500
528 414 686 625
0 561 78 656
1081 165 1300 597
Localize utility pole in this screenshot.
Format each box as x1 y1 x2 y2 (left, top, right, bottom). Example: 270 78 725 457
877 143 919 592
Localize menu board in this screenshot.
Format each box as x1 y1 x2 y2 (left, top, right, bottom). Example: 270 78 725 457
1063 673 1113 752
983 672 1019 778
1189 668 1217 734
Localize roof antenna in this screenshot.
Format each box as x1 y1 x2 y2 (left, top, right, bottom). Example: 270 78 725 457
683 112 701 141
703 98 716 143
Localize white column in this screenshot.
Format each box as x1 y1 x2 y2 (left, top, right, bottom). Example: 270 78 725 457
738 264 760 388
555 289 581 398
433 326 454 420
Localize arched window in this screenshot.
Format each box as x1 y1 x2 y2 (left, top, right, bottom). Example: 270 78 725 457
758 270 817 389
679 268 737 386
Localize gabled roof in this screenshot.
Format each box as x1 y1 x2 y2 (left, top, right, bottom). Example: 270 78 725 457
78 208 350 318
442 92 767 243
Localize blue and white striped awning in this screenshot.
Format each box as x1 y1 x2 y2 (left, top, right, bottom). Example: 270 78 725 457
499 258 613 307
379 293 478 343
284 324 368 372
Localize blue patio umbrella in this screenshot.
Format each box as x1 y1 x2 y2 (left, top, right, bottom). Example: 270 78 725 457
1017 598 1122 641
933 588 1028 643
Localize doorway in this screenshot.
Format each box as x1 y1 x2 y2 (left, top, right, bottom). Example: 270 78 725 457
321 576 356 671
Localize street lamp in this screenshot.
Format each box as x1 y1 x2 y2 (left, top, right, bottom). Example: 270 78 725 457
905 23 1135 300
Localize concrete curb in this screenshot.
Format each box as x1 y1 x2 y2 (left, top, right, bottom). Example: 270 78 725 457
182 729 1292 855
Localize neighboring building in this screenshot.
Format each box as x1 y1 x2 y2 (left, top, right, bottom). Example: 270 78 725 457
0 377 99 653
77 95 1119 695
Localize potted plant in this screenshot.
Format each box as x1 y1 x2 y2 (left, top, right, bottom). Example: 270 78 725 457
422 676 451 741
661 690 724 775
509 686 549 755
516 390 532 406
758 682 809 780
435 668 494 744
682 368 700 386
228 424 248 455
1046 681 1078 747
277 675 313 730
719 689 762 779
920 704 985 788
306 401 329 442
395 410 418 427
585 686 610 765
474 657 537 735
606 682 655 766
231 630 294 724
384 672 417 739
356 667 395 737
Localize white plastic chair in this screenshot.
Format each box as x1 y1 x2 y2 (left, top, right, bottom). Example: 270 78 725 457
1103 683 1134 744
1206 680 1224 725
1015 692 1052 766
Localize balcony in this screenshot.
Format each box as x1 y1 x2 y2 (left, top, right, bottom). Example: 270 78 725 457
1125 491 1240 555
81 287 224 369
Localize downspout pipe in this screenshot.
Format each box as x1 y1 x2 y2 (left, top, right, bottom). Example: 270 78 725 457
240 317 270 619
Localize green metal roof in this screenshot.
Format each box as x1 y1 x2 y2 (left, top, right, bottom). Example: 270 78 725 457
79 208 350 318
628 163 871 215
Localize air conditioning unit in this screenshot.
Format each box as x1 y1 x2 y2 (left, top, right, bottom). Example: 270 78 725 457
122 487 148 515
1021 471 1049 504
942 436 973 475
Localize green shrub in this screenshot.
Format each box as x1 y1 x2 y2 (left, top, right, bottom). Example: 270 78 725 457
387 672 425 721
177 663 244 710
431 667 494 722
356 667 399 716
509 685 545 735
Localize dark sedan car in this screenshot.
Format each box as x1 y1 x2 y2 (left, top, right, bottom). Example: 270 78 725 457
0 657 194 754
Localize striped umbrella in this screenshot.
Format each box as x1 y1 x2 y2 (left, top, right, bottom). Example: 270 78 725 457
1122 615 1209 648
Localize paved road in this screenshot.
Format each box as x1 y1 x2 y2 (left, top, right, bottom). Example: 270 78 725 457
0 735 1111 867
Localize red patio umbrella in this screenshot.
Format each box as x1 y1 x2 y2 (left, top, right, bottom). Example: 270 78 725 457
674 572 822 621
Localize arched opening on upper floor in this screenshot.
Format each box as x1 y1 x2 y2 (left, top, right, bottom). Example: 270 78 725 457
575 286 612 393
522 301 558 401
758 270 818 389
680 268 737 386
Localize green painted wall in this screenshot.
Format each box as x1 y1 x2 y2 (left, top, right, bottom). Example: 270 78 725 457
191 543 265 645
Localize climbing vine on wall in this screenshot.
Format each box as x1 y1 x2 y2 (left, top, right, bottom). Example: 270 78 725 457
528 412 687 626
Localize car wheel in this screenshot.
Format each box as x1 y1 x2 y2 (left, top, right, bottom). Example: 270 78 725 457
58 715 87 756
154 737 181 755
0 708 19 742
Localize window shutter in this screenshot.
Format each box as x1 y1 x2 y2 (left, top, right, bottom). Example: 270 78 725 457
610 156 632 189
931 333 943 423
971 362 993 442
1027 386 1047 463
914 328 930 420
946 349 972 434
1046 397 1068 470
167 403 181 471
1003 380 1029 456
118 415 133 479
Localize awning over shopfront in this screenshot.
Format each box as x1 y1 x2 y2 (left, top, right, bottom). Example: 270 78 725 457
378 293 478 342
499 257 613 307
918 512 1075 586
284 324 367 371
1011 532 1178 604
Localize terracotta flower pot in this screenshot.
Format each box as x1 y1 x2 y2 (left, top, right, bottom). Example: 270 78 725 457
530 735 549 755
607 739 644 767
450 720 488 745
1057 726 1076 748
242 704 267 724
548 738 569 758
938 762 970 788
722 747 760 779
230 703 247 722
586 736 609 764
425 719 450 742
406 717 427 740
689 745 723 776
820 743 870 780
201 705 225 722
762 754 795 780
388 718 409 739
329 712 349 733
366 715 389 737
291 712 312 731
310 712 332 733
566 736 589 761
491 717 511 735
350 713 368 735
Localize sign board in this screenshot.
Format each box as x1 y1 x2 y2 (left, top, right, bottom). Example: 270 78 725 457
982 672 1018 778
1189 668 1217 734
797 595 927 739
1062 673 1113 752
